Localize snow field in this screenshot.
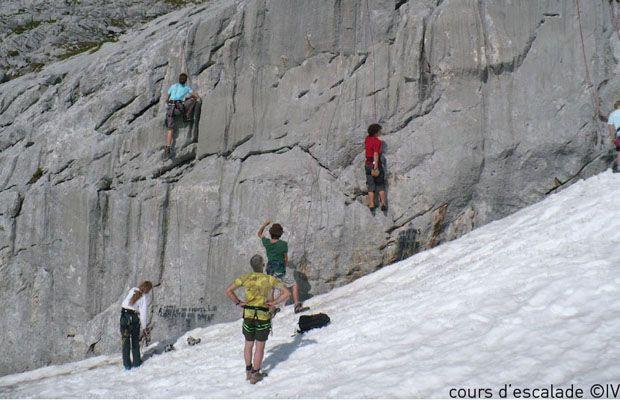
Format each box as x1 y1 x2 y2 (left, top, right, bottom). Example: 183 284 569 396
1 171 619 398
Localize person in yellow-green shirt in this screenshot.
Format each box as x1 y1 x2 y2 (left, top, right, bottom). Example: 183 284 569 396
225 254 290 384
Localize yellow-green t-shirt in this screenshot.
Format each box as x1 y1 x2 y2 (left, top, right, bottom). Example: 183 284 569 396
234 272 284 320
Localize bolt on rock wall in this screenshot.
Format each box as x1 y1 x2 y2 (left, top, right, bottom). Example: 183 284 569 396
0 0 617 375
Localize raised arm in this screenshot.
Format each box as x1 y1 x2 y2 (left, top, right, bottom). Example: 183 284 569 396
257 220 271 238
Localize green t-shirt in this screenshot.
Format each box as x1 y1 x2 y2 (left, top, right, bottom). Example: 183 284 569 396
261 237 288 262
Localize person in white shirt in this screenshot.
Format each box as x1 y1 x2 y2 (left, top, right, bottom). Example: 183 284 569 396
120 281 152 370
608 101 620 172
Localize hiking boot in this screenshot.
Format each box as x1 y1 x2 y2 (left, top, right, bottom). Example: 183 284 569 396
380 204 388 212
249 371 266 384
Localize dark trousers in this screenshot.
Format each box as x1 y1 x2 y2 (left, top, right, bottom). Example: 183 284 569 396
165 98 196 129
266 260 286 276
120 309 141 369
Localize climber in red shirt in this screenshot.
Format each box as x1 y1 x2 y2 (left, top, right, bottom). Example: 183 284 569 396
364 123 387 212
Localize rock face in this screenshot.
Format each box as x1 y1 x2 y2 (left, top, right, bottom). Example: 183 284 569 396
0 0 205 79
0 0 617 375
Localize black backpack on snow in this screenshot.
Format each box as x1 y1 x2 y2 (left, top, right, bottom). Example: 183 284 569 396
297 313 330 333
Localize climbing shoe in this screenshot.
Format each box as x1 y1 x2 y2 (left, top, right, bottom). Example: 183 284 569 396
380 204 388 212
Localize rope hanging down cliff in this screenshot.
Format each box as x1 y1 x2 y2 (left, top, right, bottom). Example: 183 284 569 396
365 0 378 122
575 0 601 119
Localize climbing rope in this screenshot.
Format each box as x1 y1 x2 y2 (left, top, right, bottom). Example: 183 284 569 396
178 45 188 79
610 0 620 41
300 3 382 266
353 4 359 132
299 9 357 272
575 0 601 119
175 197 182 309
365 0 378 122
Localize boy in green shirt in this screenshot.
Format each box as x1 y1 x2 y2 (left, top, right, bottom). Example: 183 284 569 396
257 220 304 313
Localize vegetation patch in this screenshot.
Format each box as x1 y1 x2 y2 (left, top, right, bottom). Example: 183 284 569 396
28 166 46 185
164 0 208 6
58 38 118 60
30 62 45 72
12 20 42 34
7 72 23 81
58 42 99 60
110 18 126 27
8 50 19 57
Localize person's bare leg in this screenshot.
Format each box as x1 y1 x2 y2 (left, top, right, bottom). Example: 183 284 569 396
165 129 173 155
368 191 375 208
292 283 299 305
244 340 254 367
253 341 266 371
379 190 387 207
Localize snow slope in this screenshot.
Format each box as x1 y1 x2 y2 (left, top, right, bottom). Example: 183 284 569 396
1 172 619 398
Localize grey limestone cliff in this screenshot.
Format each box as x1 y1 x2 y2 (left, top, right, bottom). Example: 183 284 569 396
0 0 207 80
0 0 618 375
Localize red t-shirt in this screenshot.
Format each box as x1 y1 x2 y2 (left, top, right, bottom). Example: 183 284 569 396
365 136 382 166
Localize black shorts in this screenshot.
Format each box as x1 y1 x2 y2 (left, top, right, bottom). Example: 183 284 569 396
365 166 385 192
242 318 271 342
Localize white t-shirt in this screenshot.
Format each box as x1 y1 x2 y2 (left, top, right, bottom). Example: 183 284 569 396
121 287 150 327
608 109 620 136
